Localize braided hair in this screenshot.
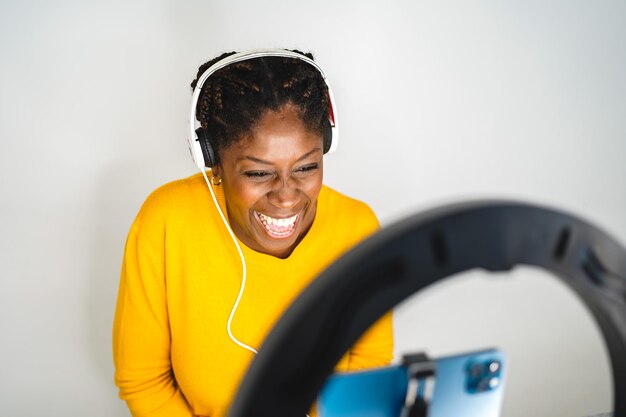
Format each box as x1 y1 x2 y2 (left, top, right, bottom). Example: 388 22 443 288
190 50 332 163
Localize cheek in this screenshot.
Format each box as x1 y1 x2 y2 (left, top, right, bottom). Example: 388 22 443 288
303 173 323 201
226 182 266 214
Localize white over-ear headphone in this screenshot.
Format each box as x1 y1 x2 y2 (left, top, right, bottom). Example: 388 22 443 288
187 49 339 170
188 49 338 358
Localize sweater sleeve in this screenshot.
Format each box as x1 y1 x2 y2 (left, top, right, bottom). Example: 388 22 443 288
112 206 194 417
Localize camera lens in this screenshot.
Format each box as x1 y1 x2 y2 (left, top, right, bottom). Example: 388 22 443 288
488 361 501 373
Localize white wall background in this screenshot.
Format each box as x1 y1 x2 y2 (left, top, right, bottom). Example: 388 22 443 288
1 1 624 416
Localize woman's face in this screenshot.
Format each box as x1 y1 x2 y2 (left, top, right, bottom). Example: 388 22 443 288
214 105 324 258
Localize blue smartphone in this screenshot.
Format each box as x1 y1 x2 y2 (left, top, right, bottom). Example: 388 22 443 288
317 348 507 417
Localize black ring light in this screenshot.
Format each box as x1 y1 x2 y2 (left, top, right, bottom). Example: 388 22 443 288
228 201 626 417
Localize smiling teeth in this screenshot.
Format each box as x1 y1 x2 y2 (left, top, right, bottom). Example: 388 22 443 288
258 213 298 227
256 212 299 237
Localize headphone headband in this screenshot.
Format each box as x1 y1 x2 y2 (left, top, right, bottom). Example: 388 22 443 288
187 49 339 169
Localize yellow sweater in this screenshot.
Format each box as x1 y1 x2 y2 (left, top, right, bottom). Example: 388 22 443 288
113 173 393 417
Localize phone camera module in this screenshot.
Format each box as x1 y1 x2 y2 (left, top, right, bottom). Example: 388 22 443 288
466 358 503 394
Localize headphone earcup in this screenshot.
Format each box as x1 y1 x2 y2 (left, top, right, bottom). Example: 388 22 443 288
322 120 332 154
195 127 218 167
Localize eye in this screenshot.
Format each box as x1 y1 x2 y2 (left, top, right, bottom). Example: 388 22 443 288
243 171 273 181
294 163 319 176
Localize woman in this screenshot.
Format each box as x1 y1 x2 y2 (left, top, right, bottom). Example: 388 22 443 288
113 49 393 417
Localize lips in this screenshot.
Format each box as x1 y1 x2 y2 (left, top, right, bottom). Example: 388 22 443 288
254 211 299 239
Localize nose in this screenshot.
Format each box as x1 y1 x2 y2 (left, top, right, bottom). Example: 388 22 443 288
268 178 300 210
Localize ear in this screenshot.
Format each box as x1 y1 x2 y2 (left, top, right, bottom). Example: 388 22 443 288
211 164 222 178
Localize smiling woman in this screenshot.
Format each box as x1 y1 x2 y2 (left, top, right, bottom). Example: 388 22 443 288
112 50 393 417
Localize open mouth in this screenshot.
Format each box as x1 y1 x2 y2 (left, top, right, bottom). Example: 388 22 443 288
254 211 300 239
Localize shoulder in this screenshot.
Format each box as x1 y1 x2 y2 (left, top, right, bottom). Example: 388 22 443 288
318 185 380 235
139 173 207 215
319 185 378 220
141 173 206 212
130 173 208 235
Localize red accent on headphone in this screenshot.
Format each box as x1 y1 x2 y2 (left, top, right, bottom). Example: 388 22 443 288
327 93 336 127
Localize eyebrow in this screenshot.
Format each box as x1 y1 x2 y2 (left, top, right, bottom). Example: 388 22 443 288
237 147 322 165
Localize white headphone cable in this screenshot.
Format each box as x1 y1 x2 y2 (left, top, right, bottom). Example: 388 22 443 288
201 168 310 417
201 167 258 355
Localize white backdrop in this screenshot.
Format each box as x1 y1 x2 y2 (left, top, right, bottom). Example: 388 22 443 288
1 1 625 416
